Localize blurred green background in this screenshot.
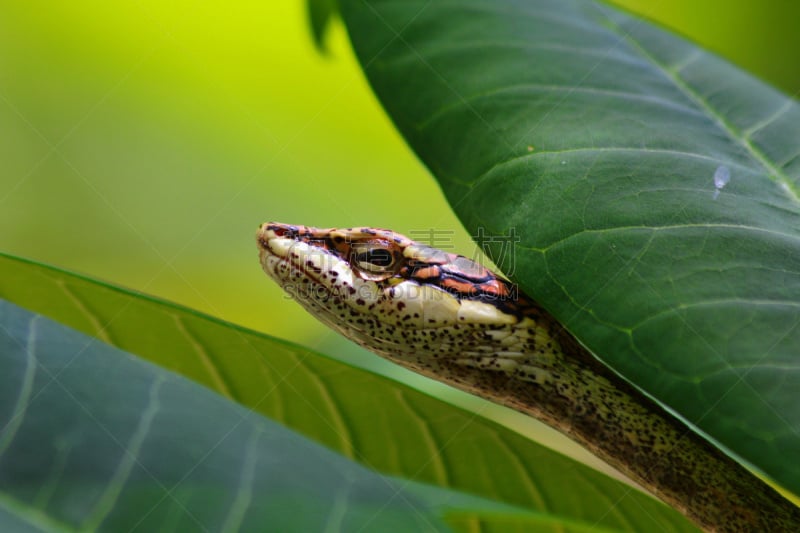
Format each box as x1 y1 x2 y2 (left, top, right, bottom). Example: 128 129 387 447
3 0 798 355
1 0 798 472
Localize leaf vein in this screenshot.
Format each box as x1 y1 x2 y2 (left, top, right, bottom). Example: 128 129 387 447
80 374 164 531
743 99 795 140
419 84 704 131
57 281 113 345
0 316 39 460
487 432 547 510
537 223 800 253
394 389 450 486
173 315 235 400
295 358 357 460
631 299 800 332
220 425 262 533
606 14 800 204
0 492 78 532
468 147 759 194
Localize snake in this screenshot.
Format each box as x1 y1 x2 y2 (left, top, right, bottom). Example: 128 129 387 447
256 222 800 532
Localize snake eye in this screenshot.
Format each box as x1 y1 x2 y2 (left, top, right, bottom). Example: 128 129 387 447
351 242 400 280
356 248 393 268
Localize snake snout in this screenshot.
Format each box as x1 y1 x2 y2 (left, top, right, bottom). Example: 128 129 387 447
261 222 301 239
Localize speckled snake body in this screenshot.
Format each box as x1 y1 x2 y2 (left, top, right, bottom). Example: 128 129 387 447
256 222 800 532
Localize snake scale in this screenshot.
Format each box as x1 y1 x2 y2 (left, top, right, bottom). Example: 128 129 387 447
257 222 800 532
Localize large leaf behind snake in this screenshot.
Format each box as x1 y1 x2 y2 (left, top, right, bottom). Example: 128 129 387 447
340 0 800 495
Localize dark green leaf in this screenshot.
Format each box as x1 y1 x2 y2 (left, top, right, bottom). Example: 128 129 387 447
339 0 800 495
0 253 696 530
0 300 450 531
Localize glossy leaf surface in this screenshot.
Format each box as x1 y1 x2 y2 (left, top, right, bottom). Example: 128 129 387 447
340 0 800 494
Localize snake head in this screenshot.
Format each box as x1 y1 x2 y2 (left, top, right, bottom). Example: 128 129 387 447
256 222 544 368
